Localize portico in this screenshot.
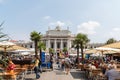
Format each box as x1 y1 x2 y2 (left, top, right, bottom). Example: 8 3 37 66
42 26 75 53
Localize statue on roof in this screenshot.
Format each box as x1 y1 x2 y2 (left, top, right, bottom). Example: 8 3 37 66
55 25 61 31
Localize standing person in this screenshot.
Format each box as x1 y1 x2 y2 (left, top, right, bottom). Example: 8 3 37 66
33 56 40 79
50 54 54 70
64 56 71 75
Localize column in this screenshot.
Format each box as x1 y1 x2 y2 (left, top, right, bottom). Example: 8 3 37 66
54 39 57 52
48 39 50 49
61 39 63 50
67 39 70 54
69 40 71 49
67 39 69 51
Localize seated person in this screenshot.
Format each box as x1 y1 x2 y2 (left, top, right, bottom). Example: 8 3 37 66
105 66 120 80
89 62 96 70
6 59 16 73
108 60 117 69
6 59 16 79
100 62 108 74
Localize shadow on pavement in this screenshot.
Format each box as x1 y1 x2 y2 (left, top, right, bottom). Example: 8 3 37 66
54 70 65 75
24 78 35 80
70 71 87 80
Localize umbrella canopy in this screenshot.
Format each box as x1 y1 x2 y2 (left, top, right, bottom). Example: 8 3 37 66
20 52 31 55
0 41 15 48
95 47 120 52
84 47 120 54
0 41 28 56
102 41 120 49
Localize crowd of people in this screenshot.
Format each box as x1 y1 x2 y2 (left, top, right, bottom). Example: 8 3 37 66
0 53 120 80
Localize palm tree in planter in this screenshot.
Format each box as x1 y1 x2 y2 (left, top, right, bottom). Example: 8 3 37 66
38 41 46 58
30 31 41 56
73 33 90 64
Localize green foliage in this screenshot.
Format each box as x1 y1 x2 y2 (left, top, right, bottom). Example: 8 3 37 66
49 48 54 54
30 31 41 56
0 22 8 41
62 47 67 52
30 31 41 41
73 33 90 47
106 38 117 44
0 57 9 68
38 42 46 51
73 33 90 63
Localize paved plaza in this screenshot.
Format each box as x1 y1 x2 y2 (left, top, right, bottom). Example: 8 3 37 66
25 64 87 80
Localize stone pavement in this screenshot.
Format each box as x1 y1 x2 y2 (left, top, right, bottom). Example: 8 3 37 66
25 64 87 80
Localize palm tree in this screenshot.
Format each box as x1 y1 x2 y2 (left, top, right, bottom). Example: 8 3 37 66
30 31 41 56
106 38 117 44
38 41 46 58
0 22 8 41
0 22 9 67
73 33 90 64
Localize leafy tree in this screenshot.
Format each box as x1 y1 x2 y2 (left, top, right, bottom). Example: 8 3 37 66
49 48 54 54
62 47 67 55
106 38 117 44
62 47 67 52
30 31 41 56
73 33 90 64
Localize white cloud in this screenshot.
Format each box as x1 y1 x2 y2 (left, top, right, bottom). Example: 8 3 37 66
43 16 51 20
113 27 120 31
49 21 65 27
109 27 120 40
77 21 100 35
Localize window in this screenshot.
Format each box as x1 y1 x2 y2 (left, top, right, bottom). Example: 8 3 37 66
57 42 60 48
51 42 54 48
63 42 67 48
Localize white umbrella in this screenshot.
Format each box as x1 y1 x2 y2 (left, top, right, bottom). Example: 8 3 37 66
95 47 120 52
0 41 16 56
0 41 15 47
20 52 30 55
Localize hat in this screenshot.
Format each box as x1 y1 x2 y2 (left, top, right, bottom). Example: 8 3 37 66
110 60 114 63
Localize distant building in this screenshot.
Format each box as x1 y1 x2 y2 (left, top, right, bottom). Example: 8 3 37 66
42 26 75 53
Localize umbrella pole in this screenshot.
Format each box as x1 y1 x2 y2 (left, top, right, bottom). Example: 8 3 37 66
4 47 6 57
102 51 103 62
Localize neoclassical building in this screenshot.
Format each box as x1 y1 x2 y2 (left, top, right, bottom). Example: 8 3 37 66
42 26 75 53
11 26 104 54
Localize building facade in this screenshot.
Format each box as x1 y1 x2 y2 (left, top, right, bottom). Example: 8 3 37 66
42 26 75 53
10 26 105 54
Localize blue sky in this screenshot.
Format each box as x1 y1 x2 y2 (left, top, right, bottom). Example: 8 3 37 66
0 0 120 43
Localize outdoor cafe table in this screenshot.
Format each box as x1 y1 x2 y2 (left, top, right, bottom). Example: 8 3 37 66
0 67 27 80
116 68 120 72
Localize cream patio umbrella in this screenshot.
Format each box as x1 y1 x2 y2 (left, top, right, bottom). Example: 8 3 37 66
84 47 120 54
95 47 120 56
0 41 28 56
84 47 120 61
102 41 120 49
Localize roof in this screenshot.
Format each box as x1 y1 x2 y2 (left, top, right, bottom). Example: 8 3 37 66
46 29 71 37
